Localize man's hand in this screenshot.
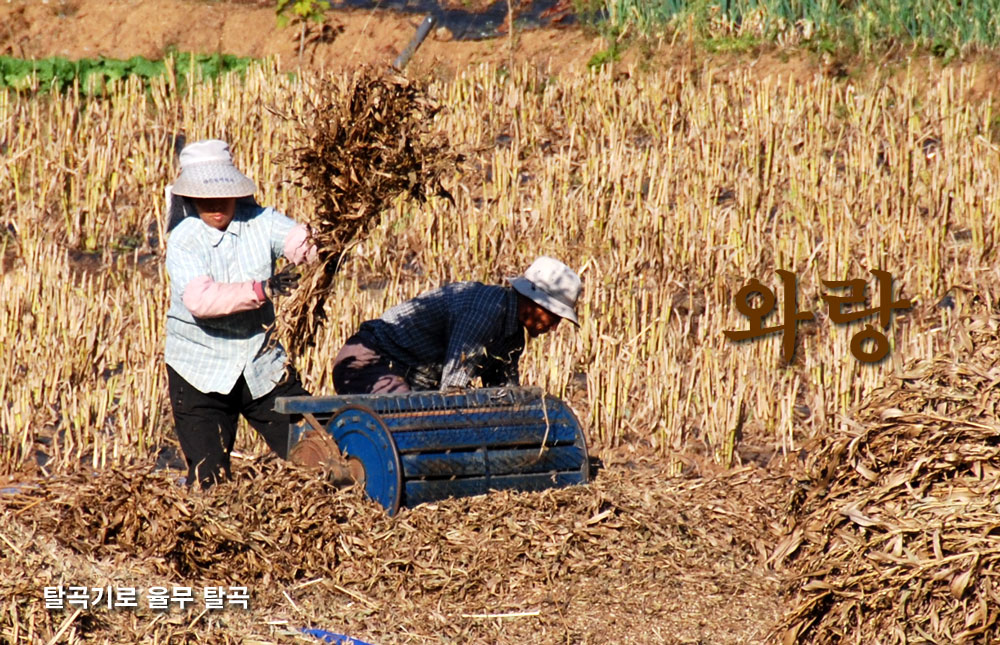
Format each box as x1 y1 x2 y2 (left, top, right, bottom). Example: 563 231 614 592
264 264 300 298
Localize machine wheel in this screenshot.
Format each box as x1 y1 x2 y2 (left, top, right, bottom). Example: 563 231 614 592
328 405 402 514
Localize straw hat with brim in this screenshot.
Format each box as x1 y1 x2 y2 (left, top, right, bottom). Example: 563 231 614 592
508 256 582 326
170 139 256 199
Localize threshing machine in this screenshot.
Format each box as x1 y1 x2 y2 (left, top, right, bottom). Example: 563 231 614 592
276 387 590 515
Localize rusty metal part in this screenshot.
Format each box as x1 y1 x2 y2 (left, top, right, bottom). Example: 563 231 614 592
288 429 358 487
346 457 367 485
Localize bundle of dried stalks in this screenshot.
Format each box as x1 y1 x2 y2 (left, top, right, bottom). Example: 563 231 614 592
273 67 458 355
775 312 1000 643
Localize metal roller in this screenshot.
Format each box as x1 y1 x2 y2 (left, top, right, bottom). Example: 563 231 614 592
278 387 590 515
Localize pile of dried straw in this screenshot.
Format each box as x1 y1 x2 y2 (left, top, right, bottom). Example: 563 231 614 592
2 456 787 643
776 312 1000 643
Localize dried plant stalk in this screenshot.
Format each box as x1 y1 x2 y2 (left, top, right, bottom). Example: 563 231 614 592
274 67 458 355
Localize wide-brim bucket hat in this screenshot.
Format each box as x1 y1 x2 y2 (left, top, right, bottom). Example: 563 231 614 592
170 139 256 199
508 256 581 325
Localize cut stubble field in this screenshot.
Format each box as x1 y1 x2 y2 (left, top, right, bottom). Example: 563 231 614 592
4 4 1000 642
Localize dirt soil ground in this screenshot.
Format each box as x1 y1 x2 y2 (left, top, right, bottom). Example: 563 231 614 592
0 0 605 76
6 0 1000 99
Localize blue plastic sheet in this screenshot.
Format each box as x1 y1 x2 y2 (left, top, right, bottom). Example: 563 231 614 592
300 627 376 645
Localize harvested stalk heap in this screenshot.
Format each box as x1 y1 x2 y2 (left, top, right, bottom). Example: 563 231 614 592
33 462 378 582
1 459 787 643
276 67 457 354
775 311 1000 644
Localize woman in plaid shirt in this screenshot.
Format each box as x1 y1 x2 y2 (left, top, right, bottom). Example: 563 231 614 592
164 139 316 488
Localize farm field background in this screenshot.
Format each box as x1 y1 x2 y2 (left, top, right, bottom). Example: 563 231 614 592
4 1 1000 643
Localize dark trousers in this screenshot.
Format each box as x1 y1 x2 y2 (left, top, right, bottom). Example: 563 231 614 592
332 333 411 395
166 365 309 488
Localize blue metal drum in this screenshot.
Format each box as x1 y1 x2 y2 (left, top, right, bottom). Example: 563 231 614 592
277 387 590 515
327 406 402 513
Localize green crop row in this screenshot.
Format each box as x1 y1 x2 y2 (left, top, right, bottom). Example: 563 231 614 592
0 52 259 95
586 0 1000 56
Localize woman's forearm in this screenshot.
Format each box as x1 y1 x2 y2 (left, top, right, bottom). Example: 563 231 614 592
182 275 266 318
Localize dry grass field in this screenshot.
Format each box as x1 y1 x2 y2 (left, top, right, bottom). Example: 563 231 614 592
3 60 994 474
3 42 1000 643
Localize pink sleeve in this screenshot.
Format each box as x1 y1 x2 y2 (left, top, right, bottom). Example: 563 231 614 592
182 275 266 318
283 224 318 264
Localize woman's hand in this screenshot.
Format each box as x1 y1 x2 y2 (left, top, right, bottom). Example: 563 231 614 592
263 264 301 299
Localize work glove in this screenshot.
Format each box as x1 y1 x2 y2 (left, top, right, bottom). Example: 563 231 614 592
264 264 300 299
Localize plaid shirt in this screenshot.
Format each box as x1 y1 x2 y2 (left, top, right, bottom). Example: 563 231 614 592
359 282 525 390
164 203 297 398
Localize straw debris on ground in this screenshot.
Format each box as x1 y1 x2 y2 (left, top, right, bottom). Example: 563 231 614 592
1 455 787 644
774 309 1000 644
272 67 460 355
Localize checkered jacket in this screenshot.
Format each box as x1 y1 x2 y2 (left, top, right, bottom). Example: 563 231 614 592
359 282 525 390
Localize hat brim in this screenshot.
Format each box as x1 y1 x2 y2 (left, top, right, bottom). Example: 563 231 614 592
171 163 256 199
509 276 580 326
165 185 198 232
